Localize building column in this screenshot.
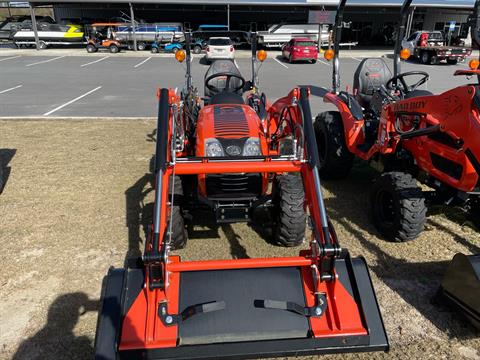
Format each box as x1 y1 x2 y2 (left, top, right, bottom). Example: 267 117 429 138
29 3 40 50
227 4 230 31
129 3 137 51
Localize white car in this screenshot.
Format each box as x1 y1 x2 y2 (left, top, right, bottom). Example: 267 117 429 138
205 37 235 61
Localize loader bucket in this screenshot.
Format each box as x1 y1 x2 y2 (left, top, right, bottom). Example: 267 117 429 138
437 253 480 329
95 254 388 359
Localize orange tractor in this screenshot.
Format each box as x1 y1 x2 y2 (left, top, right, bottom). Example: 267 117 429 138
94 33 388 359
317 0 480 329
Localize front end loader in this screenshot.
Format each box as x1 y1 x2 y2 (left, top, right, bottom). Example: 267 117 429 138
435 0 480 331
94 33 388 359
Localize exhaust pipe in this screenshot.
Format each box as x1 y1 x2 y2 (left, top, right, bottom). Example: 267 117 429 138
185 32 192 89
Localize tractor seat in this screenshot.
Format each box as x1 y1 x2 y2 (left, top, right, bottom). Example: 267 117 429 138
353 58 392 109
209 92 245 105
404 89 433 99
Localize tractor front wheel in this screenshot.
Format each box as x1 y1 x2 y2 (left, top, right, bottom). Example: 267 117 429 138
370 172 426 242
314 111 353 179
167 175 188 250
273 174 306 247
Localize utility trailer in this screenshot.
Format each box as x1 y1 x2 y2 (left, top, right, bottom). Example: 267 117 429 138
401 31 472 64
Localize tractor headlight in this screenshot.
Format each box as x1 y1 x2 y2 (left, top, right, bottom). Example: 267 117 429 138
205 139 225 157
242 137 262 156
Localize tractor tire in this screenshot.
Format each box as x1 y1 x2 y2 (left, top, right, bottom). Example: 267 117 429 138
137 42 146 51
193 45 202 54
167 175 188 250
314 111 353 180
273 174 306 247
151 47 159 54
109 44 119 54
370 172 426 242
447 58 458 65
86 44 97 53
420 51 431 65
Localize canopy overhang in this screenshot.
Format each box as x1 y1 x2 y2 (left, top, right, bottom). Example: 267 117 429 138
27 0 476 9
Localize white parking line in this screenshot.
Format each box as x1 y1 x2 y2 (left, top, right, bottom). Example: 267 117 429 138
43 86 102 116
317 59 332 66
273 57 288 69
26 55 66 67
350 56 362 62
0 55 21 62
134 57 152 68
0 85 22 94
81 56 109 67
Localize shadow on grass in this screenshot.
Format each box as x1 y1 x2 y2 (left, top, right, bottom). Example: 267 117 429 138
12 293 98 360
0 148 16 193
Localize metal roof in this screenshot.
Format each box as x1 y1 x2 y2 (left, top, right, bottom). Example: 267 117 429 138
28 0 476 8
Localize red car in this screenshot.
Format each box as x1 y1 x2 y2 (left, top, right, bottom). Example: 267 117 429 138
282 38 318 63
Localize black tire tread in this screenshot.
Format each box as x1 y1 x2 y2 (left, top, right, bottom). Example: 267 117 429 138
274 174 306 247
371 171 426 242
314 111 353 179
167 175 187 250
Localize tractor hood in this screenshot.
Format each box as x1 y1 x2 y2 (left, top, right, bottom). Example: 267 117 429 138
195 104 266 157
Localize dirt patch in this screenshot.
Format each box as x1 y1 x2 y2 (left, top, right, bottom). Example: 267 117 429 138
0 119 479 359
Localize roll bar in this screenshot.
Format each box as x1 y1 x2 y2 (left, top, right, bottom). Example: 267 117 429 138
471 0 480 82
394 0 413 78
251 32 258 88
331 0 347 94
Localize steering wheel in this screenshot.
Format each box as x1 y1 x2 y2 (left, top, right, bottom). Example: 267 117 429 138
386 71 429 94
205 72 246 93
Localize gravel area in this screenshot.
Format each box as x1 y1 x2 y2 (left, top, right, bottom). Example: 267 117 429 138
0 119 479 360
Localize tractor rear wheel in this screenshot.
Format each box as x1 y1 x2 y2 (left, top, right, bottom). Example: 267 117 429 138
370 172 426 242
109 44 119 53
273 174 306 247
167 175 188 250
314 111 353 179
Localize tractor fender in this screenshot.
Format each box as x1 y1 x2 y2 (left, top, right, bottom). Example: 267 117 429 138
323 92 365 153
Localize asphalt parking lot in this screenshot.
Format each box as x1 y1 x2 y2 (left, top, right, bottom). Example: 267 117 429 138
0 50 475 118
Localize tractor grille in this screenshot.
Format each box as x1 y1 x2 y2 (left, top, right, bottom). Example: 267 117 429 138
214 105 250 138
206 174 262 199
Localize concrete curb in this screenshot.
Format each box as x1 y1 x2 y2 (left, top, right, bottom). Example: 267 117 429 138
0 116 156 121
